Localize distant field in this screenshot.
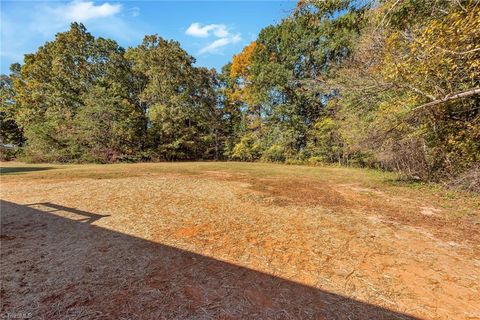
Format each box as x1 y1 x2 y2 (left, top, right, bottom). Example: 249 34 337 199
1 161 479 319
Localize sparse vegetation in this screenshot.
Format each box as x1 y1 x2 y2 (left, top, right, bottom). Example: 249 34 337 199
1 161 479 318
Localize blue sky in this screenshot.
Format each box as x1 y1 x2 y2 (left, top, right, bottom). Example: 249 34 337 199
1 0 297 74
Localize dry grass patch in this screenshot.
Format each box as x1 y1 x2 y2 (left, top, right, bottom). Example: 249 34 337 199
1 162 479 319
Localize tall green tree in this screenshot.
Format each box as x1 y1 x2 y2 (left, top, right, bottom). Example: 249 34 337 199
12 23 143 162
0 68 23 146
126 35 222 160
225 0 368 162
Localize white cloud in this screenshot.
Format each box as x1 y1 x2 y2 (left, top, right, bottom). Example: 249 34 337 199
186 22 242 55
1 0 143 71
28 1 139 41
52 0 122 22
199 33 241 54
213 26 229 38
186 23 228 38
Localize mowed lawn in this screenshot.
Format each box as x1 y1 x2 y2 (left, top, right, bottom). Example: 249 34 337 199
1 162 479 319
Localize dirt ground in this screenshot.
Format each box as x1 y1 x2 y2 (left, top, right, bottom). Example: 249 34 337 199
1 162 479 319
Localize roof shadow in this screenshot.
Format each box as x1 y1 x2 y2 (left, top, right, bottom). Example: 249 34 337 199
25 202 110 224
0 200 419 319
0 167 53 175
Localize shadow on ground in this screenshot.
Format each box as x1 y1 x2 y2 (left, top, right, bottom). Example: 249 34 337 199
0 200 419 319
0 167 53 175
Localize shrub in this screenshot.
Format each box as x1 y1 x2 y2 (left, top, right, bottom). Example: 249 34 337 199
231 134 261 161
261 144 286 162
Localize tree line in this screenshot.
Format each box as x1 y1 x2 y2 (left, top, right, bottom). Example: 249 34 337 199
1 0 479 189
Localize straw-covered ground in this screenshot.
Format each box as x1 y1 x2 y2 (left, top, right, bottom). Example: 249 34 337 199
1 162 479 319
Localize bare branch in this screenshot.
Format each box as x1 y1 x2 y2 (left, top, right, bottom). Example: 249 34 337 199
406 85 437 101
412 88 480 111
377 0 402 30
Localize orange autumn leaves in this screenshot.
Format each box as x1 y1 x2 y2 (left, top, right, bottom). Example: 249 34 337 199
228 41 257 106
